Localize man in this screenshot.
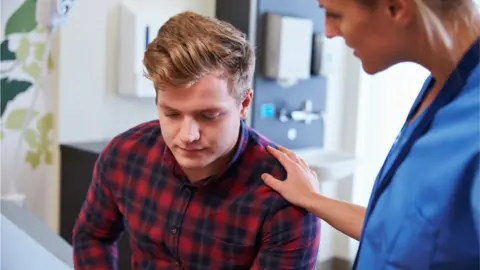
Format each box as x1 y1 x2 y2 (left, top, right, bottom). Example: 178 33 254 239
72 11 320 269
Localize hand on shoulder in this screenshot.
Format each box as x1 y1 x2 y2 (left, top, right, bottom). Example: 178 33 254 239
261 145 320 209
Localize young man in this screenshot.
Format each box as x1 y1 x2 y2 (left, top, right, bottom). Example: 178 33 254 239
72 11 320 269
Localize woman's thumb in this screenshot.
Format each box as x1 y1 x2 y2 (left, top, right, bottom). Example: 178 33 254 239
261 173 283 191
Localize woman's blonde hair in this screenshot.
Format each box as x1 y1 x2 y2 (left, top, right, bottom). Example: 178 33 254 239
358 0 478 52
415 0 478 51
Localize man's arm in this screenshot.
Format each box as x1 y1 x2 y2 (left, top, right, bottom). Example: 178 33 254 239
251 201 321 269
72 150 125 269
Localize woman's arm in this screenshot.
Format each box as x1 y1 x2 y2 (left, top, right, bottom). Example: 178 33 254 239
305 193 366 240
261 145 365 240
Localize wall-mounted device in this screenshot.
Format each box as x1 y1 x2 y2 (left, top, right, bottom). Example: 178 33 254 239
36 0 76 31
263 13 314 87
278 100 322 124
311 34 324 76
116 2 164 98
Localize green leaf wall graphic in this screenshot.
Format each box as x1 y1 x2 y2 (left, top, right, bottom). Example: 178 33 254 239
1 0 56 170
5 108 39 129
5 0 37 36
24 113 54 168
0 78 33 116
1 40 16 61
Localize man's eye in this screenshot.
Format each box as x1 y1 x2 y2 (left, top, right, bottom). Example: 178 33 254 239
202 113 220 120
165 112 180 117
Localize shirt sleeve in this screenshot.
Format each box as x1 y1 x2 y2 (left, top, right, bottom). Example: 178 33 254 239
470 153 480 239
251 200 321 269
72 148 125 269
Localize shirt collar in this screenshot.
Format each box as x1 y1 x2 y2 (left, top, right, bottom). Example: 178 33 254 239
164 120 249 187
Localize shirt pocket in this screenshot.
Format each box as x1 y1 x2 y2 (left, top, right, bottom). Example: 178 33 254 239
207 209 259 266
384 205 438 269
131 226 171 260
208 233 256 267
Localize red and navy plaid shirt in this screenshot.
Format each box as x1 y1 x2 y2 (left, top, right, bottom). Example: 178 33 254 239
73 120 321 269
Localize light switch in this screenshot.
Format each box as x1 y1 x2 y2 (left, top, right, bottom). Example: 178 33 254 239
260 103 276 119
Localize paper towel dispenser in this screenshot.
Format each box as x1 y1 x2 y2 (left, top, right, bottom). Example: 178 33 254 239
263 13 314 87
116 2 165 98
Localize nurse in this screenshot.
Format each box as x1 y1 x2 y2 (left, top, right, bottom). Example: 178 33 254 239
261 0 480 269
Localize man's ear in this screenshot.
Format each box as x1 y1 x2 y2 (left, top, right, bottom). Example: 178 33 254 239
240 89 253 120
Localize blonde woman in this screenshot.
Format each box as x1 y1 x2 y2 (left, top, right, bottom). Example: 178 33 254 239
262 0 480 268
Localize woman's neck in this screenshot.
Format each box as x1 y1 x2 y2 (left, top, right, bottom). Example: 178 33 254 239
407 10 479 123
416 12 480 88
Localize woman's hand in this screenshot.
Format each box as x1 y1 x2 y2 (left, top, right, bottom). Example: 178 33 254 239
261 145 319 209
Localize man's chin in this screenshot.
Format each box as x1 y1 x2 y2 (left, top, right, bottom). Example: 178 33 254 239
174 154 210 170
177 160 208 170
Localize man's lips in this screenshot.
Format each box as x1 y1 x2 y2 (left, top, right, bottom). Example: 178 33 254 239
177 147 205 152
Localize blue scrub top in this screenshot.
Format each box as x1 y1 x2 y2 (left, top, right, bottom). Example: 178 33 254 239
354 37 480 270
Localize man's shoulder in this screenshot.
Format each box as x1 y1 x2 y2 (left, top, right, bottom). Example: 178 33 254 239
99 120 162 160
243 128 318 215
244 127 286 179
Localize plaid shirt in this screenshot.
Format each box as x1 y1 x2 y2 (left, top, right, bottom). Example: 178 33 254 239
73 120 321 269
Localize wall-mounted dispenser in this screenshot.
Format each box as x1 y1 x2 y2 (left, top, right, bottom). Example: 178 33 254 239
116 2 164 98
263 13 314 87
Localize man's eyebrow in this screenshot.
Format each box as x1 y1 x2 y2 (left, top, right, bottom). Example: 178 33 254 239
199 107 224 112
158 103 177 111
157 104 225 113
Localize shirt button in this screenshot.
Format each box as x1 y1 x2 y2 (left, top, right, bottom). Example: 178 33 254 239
171 227 178 235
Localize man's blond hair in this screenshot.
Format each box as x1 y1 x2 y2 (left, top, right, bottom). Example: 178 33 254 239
143 11 255 101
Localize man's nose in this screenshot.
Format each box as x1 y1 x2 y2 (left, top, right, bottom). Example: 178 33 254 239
179 118 200 144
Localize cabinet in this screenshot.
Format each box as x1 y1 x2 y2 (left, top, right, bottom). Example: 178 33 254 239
59 141 132 270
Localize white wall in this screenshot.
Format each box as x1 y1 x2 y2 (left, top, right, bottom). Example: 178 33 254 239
58 0 216 143
318 37 363 261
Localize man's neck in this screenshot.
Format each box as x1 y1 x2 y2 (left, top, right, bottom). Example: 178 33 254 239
184 148 236 183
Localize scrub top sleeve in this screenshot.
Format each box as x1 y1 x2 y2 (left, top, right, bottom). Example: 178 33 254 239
471 155 480 238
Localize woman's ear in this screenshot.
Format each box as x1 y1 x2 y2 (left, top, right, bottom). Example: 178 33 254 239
381 0 416 26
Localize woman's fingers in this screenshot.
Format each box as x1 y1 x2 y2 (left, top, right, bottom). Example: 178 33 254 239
277 145 298 162
263 145 320 208
276 145 309 169
266 146 295 170
261 173 285 192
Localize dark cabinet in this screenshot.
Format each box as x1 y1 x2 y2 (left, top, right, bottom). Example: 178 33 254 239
59 141 132 270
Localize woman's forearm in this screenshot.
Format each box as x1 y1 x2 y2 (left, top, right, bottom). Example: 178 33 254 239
305 193 366 240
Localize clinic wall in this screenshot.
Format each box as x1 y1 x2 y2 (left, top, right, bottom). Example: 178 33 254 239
57 0 216 143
